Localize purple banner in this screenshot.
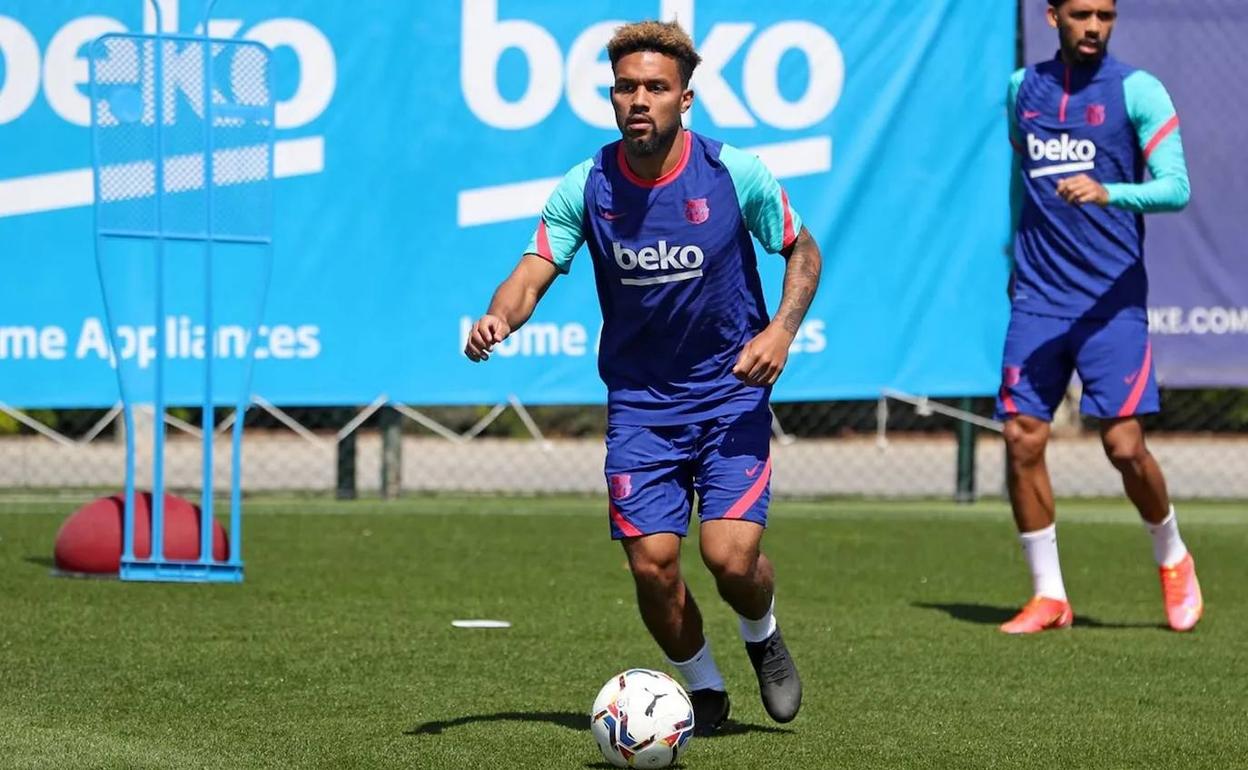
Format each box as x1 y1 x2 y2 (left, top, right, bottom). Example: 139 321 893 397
1023 0 1248 386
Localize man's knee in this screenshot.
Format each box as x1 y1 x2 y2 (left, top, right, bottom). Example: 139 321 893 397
1101 419 1149 472
702 544 759 585
627 549 681 592
1004 417 1048 466
1104 437 1148 472
699 520 765 583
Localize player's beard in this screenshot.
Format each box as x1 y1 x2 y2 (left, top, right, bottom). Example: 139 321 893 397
628 120 678 157
1064 32 1107 65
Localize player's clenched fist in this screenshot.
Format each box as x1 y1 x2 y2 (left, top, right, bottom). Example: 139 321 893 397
732 326 793 387
464 314 511 362
1055 173 1109 207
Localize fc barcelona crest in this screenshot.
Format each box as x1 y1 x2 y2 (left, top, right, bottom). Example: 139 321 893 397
684 198 710 225
609 474 633 500
1086 103 1106 127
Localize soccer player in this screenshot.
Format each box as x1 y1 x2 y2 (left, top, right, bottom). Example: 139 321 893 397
464 21 817 731
998 0 1200 634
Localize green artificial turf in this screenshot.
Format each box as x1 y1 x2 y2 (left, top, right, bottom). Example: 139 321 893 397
1 496 1245 768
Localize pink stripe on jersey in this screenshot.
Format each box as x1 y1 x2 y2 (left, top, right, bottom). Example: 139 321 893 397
780 189 796 249
1059 66 1071 123
1118 342 1153 417
616 130 692 189
609 502 643 537
724 457 772 520
533 218 554 263
1143 115 1180 161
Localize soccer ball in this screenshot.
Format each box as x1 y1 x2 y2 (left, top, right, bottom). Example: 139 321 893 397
590 669 695 769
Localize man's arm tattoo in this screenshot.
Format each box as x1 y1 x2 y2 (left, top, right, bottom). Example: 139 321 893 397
776 231 822 334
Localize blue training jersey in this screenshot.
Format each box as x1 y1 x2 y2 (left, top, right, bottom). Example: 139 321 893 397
525 130 802 426
1008 53 1190 320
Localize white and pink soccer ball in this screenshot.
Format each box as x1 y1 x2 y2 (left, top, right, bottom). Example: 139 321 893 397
590 669 695 769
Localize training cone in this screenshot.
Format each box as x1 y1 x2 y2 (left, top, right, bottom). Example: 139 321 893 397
53 492 228 575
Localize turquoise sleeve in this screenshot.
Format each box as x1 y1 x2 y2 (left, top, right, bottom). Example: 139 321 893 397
1007 69 1025 255
718 143 803 254
524 159 591 273
1104 70 1191 213
1006 68 1024 150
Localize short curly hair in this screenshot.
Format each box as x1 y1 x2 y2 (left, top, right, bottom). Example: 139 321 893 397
606 20 701 87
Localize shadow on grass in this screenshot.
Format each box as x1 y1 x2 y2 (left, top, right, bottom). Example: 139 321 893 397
407 712 794 740
584 765 689 769
709 720 795 738
584 758 693 763
25 555 119 580
913 602 1166 630
580 721 792 767
406 711 585 736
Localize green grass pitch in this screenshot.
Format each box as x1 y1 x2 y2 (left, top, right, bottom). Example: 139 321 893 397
2 495 1245 768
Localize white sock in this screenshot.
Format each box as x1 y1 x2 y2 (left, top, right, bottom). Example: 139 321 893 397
1146 506 1188 567
1019 524 1068 601
668 640 725 693
738 597 778 644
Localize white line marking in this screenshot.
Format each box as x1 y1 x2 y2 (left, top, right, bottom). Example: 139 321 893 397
451 619 512 629
457 176 566 228
0 136 324 218
748 135 833 179
0 169 94 219
273 136 325 177
97 145 272 202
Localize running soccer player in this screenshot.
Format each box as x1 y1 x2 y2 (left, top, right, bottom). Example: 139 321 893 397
464 21 817 731
998 0 1200 634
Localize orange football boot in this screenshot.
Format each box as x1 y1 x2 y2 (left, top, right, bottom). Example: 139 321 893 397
999 596 1074 634
1160 553 1203 632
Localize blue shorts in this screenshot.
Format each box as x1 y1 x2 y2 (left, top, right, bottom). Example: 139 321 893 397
995 310 1159 422
604 410 772 540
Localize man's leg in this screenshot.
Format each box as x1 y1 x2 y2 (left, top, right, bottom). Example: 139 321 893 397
606 421 734 733
699 519 773 619
1100 417 1202 630
1100 417 1170 524
620 532 731 734
1004 414 1058 533
1078 320 1202 631
999 415 1074 633
691 406 800 724
699 519 800 723
996 312 1077 634
621 533 706 663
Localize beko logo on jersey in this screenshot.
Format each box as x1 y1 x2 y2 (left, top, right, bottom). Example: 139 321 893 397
612 241 705 286
1026 133 1096 179
1027 133 1096 162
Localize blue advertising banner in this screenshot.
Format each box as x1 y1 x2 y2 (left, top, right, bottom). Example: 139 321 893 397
1 0 1014 408
1023 0 1248 387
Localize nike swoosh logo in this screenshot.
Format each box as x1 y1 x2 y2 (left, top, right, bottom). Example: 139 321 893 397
600 210 626 220
1023 110 1041 119
745 461 763 479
